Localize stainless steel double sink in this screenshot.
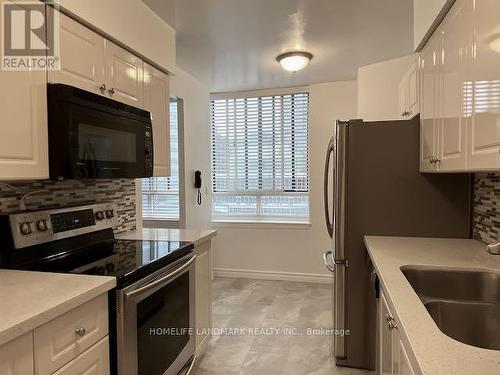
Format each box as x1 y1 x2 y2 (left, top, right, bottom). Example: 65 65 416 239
401 266 500 350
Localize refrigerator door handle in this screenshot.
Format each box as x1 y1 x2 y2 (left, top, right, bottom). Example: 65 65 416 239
323 250 335 273
324 136 335 238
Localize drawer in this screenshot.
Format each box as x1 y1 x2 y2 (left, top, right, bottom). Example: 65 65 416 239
0 332 34 375
52 337 110 375
34 294 108 375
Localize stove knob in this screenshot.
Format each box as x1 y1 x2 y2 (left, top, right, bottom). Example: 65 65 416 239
105 209 114 219
95 211 105 221
37 220 48 232
20 222 32 235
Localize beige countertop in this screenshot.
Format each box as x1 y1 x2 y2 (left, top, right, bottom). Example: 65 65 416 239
0 270 115 347
364 236 500 375
116 228 216 246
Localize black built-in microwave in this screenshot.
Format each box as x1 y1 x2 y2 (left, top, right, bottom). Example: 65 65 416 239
47 83 153 179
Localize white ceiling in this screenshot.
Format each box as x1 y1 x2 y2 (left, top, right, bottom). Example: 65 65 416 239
143 0 414 93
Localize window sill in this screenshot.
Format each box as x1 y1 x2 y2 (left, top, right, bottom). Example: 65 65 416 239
211 219 312 230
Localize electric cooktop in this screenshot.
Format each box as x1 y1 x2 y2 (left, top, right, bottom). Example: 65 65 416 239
15 238 194 287
0 203 194 287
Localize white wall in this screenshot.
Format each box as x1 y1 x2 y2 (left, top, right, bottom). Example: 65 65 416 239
170 67 212 229
54 0 176 72
414 0 450 50
357 55 415 122
212 81 358 283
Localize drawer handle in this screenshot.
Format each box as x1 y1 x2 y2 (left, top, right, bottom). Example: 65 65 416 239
388 319 398 330
108 88 115 95
75 328 87 337
385 313 392 323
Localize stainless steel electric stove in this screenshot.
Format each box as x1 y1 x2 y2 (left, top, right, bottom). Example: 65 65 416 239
0 203 197 375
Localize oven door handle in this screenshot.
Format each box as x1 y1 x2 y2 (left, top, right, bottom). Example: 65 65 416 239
183 355 197 375
125 255 197 300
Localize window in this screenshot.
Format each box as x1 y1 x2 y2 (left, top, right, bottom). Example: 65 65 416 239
211 91 309 222
142 99 181 221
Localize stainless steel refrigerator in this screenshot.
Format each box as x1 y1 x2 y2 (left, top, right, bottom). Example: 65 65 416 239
322 118 471 370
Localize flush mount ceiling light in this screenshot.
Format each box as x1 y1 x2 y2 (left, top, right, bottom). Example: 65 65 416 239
276 51 313 72
489 36 500 53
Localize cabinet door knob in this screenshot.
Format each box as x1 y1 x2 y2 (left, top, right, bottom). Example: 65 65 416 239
108 88 115 95
75 327 87 337
99 84 106 93
388 319 398 330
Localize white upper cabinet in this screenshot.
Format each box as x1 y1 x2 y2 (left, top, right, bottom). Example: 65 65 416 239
50 11 145 109
419 32 440 172
408 67 419 118
48 13 105 95
467 0 500 170
438 0 471 171
143 64 170 176
0 66 49 180
398 61 420 120
419 0 492 172
104 41 144 108
0 1 48 181
1 6 172 180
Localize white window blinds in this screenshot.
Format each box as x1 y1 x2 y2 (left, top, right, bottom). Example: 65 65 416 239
142 100 180 220
211 91 309 221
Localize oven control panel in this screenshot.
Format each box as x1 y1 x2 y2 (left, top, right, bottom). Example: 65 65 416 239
8 203 118 249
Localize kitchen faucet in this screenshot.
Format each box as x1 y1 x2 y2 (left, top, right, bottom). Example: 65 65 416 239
487 241 500 255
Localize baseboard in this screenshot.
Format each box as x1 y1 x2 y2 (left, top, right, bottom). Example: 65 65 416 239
212 268 332 284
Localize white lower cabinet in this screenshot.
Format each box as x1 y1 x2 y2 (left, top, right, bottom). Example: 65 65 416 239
34 294 108 375
195 241 213 354
379 290 415 375
396 338 415 375
52 337 110 375
380 291 395 375
0 294 109 375
0 333 34 375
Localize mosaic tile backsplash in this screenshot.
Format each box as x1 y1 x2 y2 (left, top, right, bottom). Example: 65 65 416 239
0 179 136 234
473 173 500 244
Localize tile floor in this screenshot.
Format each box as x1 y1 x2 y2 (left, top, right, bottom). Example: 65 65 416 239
193 278 374 375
